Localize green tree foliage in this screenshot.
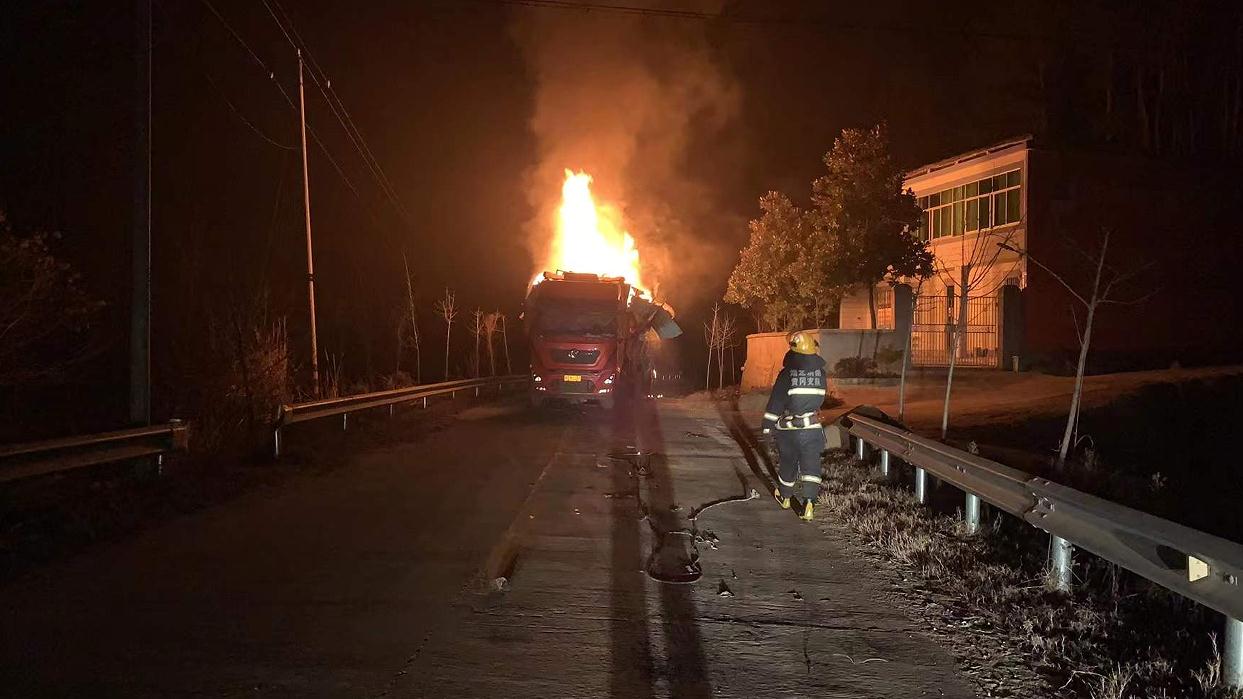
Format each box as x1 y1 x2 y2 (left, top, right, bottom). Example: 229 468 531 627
725 192 838 331
726 125 932 333
811 124 933 328
0 212 102 386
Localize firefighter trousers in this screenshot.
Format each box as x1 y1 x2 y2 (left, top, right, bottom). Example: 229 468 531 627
775 428 826 502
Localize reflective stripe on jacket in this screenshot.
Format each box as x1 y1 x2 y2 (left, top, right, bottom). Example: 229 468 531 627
760 349 828 433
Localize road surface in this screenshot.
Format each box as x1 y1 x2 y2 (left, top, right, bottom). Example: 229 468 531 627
0 397 974 697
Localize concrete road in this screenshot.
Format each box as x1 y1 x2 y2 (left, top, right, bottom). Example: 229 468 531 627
0 398 974 698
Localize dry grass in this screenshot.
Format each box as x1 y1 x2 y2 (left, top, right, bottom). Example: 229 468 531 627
817 450 1243 699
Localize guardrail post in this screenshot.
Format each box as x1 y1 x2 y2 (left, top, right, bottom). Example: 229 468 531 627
342 413 349 431
879 448 890 478
1049 535 1073 592
423 397 428 409
274 427 282 459
1226 615 1243 688
964 493 980 534
914 466 927 504
475 386 480 397
855 437 866 462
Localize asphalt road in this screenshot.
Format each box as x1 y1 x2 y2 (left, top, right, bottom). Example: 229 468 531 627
0 397 975 698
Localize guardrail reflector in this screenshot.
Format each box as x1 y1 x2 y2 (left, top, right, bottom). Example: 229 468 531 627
1189 555 1210 582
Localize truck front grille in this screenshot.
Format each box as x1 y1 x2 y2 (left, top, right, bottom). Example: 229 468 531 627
550 348 601 365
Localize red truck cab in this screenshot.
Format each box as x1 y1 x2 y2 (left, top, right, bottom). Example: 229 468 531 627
524 272 631 409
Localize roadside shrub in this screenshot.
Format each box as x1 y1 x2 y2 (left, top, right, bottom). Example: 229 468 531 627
191 315 292 457
380 371 414 390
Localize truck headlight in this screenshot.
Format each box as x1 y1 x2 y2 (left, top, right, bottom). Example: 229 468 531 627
603 373 615 385
532 374 542 382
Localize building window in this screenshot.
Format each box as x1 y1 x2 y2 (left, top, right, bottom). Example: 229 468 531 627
919 168 1022 240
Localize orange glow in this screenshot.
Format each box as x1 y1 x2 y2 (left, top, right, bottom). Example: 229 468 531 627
533 170 644 292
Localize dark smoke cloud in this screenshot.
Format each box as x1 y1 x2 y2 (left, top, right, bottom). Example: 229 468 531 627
511 3 745 308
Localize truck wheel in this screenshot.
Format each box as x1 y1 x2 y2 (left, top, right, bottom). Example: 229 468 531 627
598 396 615 411
529 393 546 409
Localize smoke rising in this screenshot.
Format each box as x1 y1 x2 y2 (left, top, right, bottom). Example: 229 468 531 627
511 3 744 307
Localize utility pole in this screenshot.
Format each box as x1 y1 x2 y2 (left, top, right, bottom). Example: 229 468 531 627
297 49 321 396
130 0 151 428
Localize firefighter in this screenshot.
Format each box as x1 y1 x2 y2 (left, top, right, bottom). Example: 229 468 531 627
761 330 828 521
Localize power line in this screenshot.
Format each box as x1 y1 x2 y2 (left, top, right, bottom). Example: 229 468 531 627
197 0 391 232
199 68 296 150
465 0 1057 43
260 0 413 225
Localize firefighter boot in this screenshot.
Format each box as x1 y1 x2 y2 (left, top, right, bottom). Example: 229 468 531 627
773 487 791 509
799 500 815 521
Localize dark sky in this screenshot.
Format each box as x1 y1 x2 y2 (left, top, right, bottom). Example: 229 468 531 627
3 0 1240 414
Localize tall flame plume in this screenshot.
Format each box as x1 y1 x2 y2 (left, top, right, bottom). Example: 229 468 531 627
534 170 644 291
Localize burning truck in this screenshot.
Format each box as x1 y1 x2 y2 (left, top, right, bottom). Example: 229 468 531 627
524 271 680 409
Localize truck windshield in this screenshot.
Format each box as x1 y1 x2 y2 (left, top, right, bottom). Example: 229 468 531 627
533 300 618 337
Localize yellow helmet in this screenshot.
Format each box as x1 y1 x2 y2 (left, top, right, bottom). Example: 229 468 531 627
788 330 819 355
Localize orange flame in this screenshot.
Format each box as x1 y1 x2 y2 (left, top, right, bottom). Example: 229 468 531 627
533 169 644 291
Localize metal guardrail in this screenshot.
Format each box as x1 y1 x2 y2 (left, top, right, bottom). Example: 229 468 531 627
837 408 1243 687
0 421 189 484
273 375 528 457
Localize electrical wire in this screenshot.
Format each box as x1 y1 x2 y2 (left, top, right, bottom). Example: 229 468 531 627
463 0 1057 43
199 69 296 150
197 0 391 233
260 0 413 225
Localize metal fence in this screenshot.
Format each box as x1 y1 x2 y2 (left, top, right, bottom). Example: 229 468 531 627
910 293 999 367
273 375 528 457
0 421 189 484
835 408 1243 687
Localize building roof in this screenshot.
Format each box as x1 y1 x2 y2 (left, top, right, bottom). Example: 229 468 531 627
906 134 1033 179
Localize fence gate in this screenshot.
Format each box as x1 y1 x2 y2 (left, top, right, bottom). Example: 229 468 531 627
910 292 999 367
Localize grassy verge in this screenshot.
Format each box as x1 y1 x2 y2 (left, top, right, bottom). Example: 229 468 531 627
817 449 1242 699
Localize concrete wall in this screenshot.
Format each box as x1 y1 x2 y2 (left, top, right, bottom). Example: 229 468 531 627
740 328 906 391
839 293 873 330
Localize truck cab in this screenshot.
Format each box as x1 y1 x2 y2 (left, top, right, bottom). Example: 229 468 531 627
524 272 631 409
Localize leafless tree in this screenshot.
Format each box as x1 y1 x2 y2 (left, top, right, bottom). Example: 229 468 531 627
1001 230 1152 470
434 288 457 379
936 216 1025 440
498 313 513 374
896 280 925 423
483 311 502 376
716 312 738 389
400 253 422 383
703 303 720 391
470 309 484 378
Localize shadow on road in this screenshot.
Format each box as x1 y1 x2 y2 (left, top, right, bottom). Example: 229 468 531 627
605 395 712 698
715 399 777 494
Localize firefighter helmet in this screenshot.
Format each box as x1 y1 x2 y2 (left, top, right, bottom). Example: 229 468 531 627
788 330 818 355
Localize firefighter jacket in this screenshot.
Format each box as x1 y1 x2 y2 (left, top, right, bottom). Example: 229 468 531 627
761 350 827 433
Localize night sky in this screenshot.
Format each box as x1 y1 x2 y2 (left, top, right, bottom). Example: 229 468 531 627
3 0 1241 429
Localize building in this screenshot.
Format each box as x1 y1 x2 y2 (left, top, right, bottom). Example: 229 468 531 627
837 135 1241 372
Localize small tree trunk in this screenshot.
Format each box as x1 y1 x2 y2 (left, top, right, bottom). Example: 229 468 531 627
1058 302 1096 468
898 292 916 423
1057 233 1109 469
940 269 970 440
867 283 878 331
502 319 512 374
443 323 451 379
